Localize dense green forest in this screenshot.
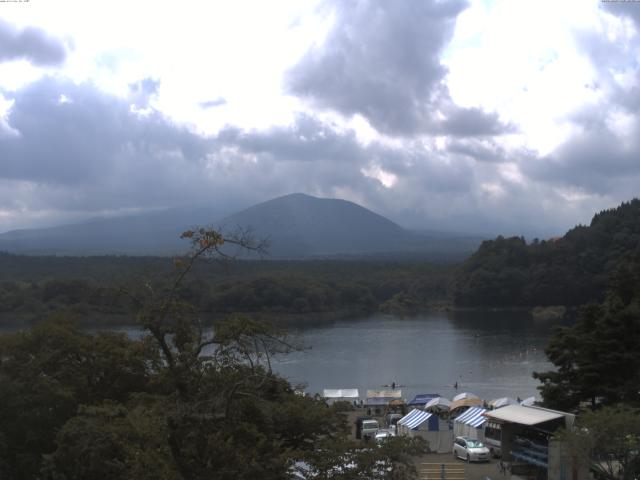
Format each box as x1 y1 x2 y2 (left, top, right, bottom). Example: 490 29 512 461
451 199 640 307
3 205 640 477
534 255 640 411
0 229 425 479
532 255 640 479
3 199 640 326
0 253 451 326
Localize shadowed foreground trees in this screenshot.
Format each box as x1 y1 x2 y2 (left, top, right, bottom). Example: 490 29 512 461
558 406 640 480
533 260 640 412
0 229 424 479
0 319 158 479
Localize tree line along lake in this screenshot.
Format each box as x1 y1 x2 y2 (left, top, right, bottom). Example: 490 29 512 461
64 309 559 402
272 310 556 402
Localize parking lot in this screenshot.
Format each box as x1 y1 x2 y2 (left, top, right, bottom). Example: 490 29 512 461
414 453 509 480
347 410 510 479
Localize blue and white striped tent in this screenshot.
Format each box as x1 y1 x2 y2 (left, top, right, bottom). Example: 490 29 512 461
453 407 488 440
398 408 453 452
455 407 487 428
398 409 433 430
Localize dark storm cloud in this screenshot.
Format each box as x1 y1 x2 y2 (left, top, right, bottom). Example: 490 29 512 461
531 18 640 194
286 0 511 138
438 106 516 137
601 2 640 27
287 0 465 135
0 75 539 235
0 19 68 66
523 117 640 195
575 29 640 113
218 114 366 163
219 114 478 202
0 74 617 238
0 77 388 221
0 77 212 209
446 138 509 163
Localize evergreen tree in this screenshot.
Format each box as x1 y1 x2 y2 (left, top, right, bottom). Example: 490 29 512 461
534 259 640 410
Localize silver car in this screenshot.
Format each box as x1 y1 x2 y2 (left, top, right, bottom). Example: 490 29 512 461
453 436 490 462
374 429 396 445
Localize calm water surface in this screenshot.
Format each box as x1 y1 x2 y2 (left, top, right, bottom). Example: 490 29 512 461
271 310 557 402
5 310 558 403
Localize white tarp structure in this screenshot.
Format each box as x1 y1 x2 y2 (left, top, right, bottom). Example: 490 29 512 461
425 397 452 412
366 390 402 398
453 407 487 440
397 409 453 453
323 389 359 405
520 396 536 407
365 389 402 408
490 397 518 409
484 405 574 429
450 397 483 415
452 392 479 402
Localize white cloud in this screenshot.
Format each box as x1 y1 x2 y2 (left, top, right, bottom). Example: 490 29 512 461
445 0 602 154
0 0 638 237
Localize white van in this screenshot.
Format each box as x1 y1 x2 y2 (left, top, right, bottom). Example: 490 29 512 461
361 419 380 439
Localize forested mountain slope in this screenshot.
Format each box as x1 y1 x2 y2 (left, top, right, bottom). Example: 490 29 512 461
451 199 640 307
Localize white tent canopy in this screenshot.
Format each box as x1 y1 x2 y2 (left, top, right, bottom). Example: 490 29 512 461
453 407 487 441
366 390 402 398
452 392 479 402
455 407 487 428
425 397 452 411
397 408 453 453
484 405 563 426
323 389 359 399
520 396 536 406
490 397 518 409
398 409 432 430
485 405 575 430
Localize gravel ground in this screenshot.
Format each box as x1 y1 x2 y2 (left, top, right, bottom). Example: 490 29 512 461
413 452 509 480
345 409 510 480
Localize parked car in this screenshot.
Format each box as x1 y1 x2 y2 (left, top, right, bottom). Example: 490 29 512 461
355 416 379 440
385 413 403 434
374 429 396 445
361 419 379 439
453 436 490 462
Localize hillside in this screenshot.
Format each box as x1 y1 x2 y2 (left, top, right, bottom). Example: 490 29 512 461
451 199 640 307
0 193 482 260
219 193 421 257
0 206 228 256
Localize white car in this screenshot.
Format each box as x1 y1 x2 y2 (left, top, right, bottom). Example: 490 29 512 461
453 436 490 462
361 419 379 439
374 429 396 445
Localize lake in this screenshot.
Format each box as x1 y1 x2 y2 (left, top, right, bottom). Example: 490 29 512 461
4 309 558 403
271 310 557 402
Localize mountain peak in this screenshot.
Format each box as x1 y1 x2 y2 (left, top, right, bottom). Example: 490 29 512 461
276 192 316 200
218 193 408 257
0 194 480 259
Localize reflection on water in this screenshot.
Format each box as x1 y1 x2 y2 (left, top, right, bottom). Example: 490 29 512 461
272 311 561 402
7 310 561 403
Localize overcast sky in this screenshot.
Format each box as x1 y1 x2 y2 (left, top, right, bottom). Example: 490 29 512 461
0 0 639 236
